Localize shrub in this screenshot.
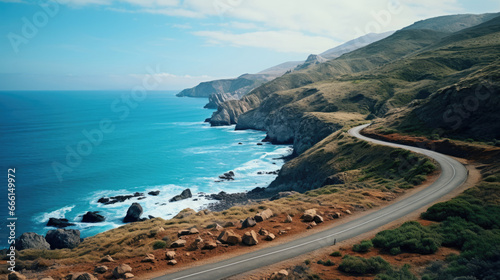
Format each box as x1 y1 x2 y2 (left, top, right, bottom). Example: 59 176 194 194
330 251 342 257
152 240 167 250
323 259 335 266
376 264 417 280
372 221 441 255
304 259 311 265
353 240 373 252
338 255 390 275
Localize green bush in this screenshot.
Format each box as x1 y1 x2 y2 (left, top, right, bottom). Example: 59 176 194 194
438 217 482 248
152 240 167 250
353 240 373 252
330 251 342 257
304 259 311 265
372 221 441 254
338 255 390 275
376 264 417 280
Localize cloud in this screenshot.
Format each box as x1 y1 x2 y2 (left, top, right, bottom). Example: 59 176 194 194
193 30 339 54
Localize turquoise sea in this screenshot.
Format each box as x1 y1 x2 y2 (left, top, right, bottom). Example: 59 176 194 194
0 91 291 242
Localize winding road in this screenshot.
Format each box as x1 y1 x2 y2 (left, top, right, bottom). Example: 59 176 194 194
154 124 468 280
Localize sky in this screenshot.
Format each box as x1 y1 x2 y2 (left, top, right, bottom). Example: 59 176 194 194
0 0 499 91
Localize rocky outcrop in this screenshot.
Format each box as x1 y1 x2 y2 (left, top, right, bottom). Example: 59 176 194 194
97 192 144 205
169 189 192 202
293 113 343 155
82 211 105 223
46 218 75 228
16 232 50 250
210 99 254 126
294 54 327 71
45 229 80 249
123 203 143 223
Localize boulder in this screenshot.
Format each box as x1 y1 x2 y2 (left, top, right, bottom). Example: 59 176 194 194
189 227 199 234
332 212 341 219
45 229 80 249
203 241 217 250
100 255 114 262
254 209 273 222
123 273 134 279
82 211 105 223
94 266 108 273
301 209 316 222
345 209 352 215
224 221 236 228
167 260 177 265
178 229 190 236
41 278 54 280
148 190 160 196
313 215 324 224
16 232 50 250
217 230 242 245
141 253 155 263
242 231 258 246
241 217 257 228
46 218 75 228
112 264 132 278
169 189 192 202
123 203 143 223
284 215 293 223
258 228 269 236
265 233 276 241
210 223 223 231
165 251 176 260
170 239 186 248
8 272 26 280
218 171 235 180
75 273 97 280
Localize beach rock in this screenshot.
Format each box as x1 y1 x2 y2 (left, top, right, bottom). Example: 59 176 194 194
167 260 177 265
46 218 76 228
75 273 98 280
113 264 132 278
313 215 324 224
141 253 155 263
94 266 108 273
148 190 160 196
8 272 26 280
45 229 80 249
82 211 105 223
165 251 176 260
169 189 192 202
217 230 241 245
16 232 50 250
241 217 257 228
203 241 217 250
242 230 258 246
254 209 273 222
265 233 276 241
123 203 143 223
100 255 114 262
170 239 186 248
218 171 235 180
284 215 293 223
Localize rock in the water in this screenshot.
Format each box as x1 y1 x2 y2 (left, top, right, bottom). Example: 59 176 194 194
75 273 97 280
8 272 27 280
82 211 105 223
313 215 324 224
170 239 187 248
217 230 242 245
242 230 258 246
113 264 132 278
254 209 273 222
94 266 108 274
100 255 114 262
166 251 176 260
169 189 192 202
123 203 143 223
45 229 80 249
148 190 160 196
141 253 155 263
47 218 76 228
241 217 257 228
203 241 217 250
218 171 235 181
16 232 50 250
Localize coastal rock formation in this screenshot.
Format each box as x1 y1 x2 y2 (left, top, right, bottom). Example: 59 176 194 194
45 229 80 249
98 192 144 205
210 99 254 126
46 218 75 228
82 211 105 223
16 232 50 250
123 203 143 223
218 171 235 181
169 189 192 202
148 190 160 196
112 264 132 279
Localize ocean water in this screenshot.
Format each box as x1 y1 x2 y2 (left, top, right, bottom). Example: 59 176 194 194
0 91 291 241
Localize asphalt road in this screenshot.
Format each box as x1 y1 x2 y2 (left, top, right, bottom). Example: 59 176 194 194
154 124 468 280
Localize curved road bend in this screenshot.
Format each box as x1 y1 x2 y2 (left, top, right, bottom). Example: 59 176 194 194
154 123 467 280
